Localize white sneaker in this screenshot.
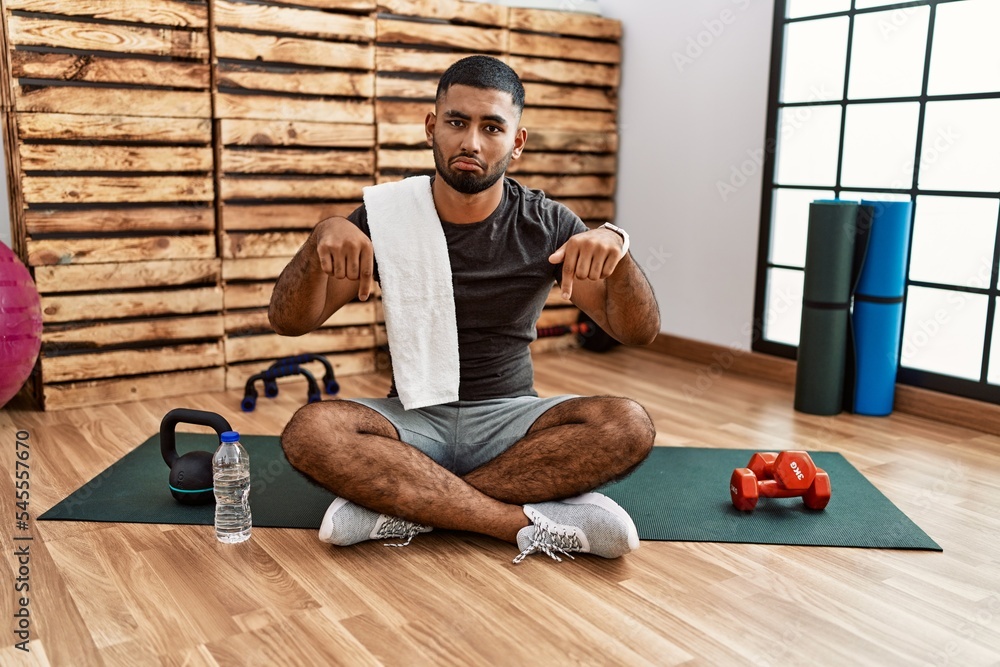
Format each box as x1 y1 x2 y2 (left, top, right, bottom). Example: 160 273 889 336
318 497 432 547
514 492 640 563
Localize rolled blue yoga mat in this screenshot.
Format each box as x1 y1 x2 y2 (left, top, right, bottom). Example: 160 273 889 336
849 200 913 416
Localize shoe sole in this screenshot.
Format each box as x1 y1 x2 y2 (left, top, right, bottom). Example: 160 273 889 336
562 492 641 552
318 496 350 543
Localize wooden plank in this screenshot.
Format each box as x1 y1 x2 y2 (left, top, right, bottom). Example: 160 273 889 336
377 0 507 27
220 176 371 201
42 281 212 326
225 327 376 362
34 259 221 293
377 123 426 146
375 75 436 100
42 315 224 348
41 342 225 383
514 174 615 197
7 0 209 29
530 332 578 354
215 93 372 124
222 203 358 231
220 119 373 148
27 235 216 266
376 18 506 53
509 7 621 40
376 47 508 75
42 367 225 411
10 52 210 89
536 306 579 328
529 128 617 153
217 68 373 98
510 56 619 88
224 283 274 310
510 152 616 175
225 350 374 390
509 32 620 64
559 198 614 221
222 257 292 281
25 207 215 235
545 283 572 306
19 145 213 172
222 231 310 258
224 302 376 333
523 82 615 111
265 0 374 10
376 148 432 171
222 148 374 175
17 113 212 143
375 99 432 124
22 175 214 204
521 107 616 132
214 0 374 41
7 16 209 60
215 31 373 70
15 86 211 118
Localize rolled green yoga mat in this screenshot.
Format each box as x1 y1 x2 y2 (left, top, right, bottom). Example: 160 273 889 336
795 201 860 416
40 435 940 550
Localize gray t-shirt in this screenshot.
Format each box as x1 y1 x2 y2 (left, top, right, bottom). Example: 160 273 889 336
349 176 588 400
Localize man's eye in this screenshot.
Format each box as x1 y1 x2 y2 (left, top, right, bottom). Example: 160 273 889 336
449 120 464 127
486 125 501 133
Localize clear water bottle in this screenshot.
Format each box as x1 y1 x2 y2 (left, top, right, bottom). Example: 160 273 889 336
213 430 251 543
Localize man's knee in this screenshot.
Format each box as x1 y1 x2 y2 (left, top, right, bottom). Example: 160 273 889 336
280 400 398 470
280 401 330 471
614 397 656 462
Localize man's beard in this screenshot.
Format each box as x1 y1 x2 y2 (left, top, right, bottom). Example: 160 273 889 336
432 138 513 195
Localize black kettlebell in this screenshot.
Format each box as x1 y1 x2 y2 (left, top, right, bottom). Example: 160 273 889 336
160 408 233 505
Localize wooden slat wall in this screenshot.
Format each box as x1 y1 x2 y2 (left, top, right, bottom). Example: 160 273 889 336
0 0 622 409
215 0 379 389
1 0 225 410
506 6 621 225
373 0 509 182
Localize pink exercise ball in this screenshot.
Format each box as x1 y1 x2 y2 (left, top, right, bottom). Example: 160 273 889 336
0 241 42 409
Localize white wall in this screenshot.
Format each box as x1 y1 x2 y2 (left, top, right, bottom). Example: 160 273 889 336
601 0 775 350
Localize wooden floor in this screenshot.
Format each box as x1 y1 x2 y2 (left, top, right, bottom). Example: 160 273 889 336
2 346 999 666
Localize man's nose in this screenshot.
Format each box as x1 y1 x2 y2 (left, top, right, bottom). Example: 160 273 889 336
460 127 481 153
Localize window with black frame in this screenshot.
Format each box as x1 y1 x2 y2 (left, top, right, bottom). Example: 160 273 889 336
753 0 1000 403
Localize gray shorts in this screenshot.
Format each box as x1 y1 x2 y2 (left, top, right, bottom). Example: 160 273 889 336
348 395 578 476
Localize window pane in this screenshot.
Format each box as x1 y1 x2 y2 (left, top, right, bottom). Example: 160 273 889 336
909 195 999 287
918 99 1000 192
839 191 911 202
780 17 849 103
848 7 929 100
855 0 911 7
786 0 850 19
770 188 835 267
900 286 988 380
840 102 920 189
990 299 1000 385
764 268 804 346
775 105 842 186
928 0 1000 96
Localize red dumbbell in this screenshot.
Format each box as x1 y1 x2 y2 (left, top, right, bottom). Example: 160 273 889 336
730 450 831 511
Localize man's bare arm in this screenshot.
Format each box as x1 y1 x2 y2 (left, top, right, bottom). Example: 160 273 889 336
268 217 374 336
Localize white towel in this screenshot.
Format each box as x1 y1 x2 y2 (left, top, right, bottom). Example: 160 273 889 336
363 175 460 410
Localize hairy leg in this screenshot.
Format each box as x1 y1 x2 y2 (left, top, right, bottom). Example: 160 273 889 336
462 396 655 504
280 400 529 542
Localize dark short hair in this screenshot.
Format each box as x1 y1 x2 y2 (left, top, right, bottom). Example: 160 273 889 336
436 55 525 115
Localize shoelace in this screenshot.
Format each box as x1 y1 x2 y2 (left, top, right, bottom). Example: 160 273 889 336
512 524 582 564
377 516 428 548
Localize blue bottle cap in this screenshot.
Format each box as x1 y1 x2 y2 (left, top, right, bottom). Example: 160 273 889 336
220 431 240 442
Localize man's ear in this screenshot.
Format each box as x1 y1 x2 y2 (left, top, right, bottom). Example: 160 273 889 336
424 111 436 147
511 126 528 160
